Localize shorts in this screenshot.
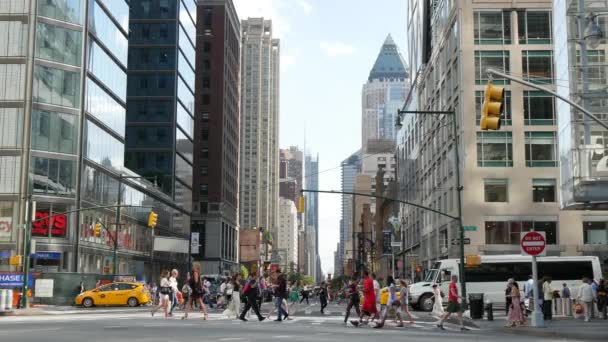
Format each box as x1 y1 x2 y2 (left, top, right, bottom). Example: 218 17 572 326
446 301 460 313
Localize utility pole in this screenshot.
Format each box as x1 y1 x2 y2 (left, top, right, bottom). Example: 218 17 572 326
114 175 122 276
20 194 33 309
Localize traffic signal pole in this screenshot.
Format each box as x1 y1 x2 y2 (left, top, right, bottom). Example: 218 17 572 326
20 194 33 309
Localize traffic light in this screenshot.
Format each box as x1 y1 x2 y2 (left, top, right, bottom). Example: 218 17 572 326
147 211 158 228
9 255 22 266
480 82 504 130
93 223 101 237
297 196 305 214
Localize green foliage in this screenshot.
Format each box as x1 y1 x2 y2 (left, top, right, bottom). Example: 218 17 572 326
240 265 249 280
301 275 314 286
286 272 315 286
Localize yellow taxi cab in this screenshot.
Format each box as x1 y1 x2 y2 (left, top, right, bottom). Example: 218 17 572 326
75 282 150 308
379 286 401 305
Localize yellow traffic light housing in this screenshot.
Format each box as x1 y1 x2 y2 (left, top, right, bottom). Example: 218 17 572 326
93 223 101 237
481 82 504 130
9 255 23 266
297 196 305 214
148 211 158 228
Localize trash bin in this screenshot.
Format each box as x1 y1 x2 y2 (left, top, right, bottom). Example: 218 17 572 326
469 293 484 319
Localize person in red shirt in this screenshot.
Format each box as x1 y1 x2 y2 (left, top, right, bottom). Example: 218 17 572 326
350 270 377 327
437 275 468 331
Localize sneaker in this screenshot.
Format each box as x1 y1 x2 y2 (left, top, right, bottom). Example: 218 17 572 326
373 323 384 329
259 317 266 322
274 319 283 322
239 317 248 322
460 327 469 331
396 323 404 327
350 320 359 327
437 324 445 330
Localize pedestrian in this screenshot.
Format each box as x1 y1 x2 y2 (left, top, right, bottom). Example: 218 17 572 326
374 276 402 328
240 279 266 322
591 279 599 318
399 279 415 324
523 275 534 315
272 269 288 321
436 275 468 331
506 282 525 327
288 281 300 315
319 281 329 314
350 270 377 327
150 282 158 305
542 277 553 320
222 274 238 318
431 284 444 317
562 283 571 299
597 279 607 319
181 281 192 310
182 268 208 320
372 273 381 317
505 278 514 314
577 277 594 322
168 269 180 317
151 270 171 318
300 285 310 304
232 273 242 318
343 275 361 324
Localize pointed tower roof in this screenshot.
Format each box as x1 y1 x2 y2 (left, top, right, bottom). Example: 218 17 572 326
368 34 408 82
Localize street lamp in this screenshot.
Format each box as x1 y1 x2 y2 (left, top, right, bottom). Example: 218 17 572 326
584 13 603 49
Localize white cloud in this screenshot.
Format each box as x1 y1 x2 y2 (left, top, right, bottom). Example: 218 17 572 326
232 0 291 38
320 41 356 57
297 0 313 14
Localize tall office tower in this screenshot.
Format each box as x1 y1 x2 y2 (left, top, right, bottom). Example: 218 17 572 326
397 0 608 279
191 0 241 276
361 35 409 150
239 18 280 239
304 153 319 279
279 147 303 205
338 150 360 276
126 0 195 211
0 0 190 281
278 197 298 271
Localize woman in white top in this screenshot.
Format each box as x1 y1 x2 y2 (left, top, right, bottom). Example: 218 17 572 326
168 269 180 317
222 276 237 318
577 278 594 322
399 279 415 324
151 270 171 318
431 284 444 317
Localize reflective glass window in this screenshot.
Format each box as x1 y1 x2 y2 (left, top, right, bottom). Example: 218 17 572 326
88 0 128 65
0 0 30 14
179 25 195 67
176 129 193 163
31 156 77 196
583 222 608 245
474 11 511 45
177 76 194 114
522 51 553 84
525 131 558 167
130 0 177 19
88 40 126 101
484 179 508 202
476 132 513 167
178 51 194 88
0 108 23 148
179 17 195 48
176 101 193 138
532 179 556 202
126 126 172 148
31 109 77 154
174 178 192 211
85 78 126 137
33 65 80 108
128 47 175 70
96 0 129 31
0 156 20 193
130 23 176 44
126 100 172 122
38 0 84 25
36 22 82 66
475 51 510 84
0 20 28 56
518 10 552 44
84 120 124 170
181 0 196 23
523 91 555 125
0 63 25 100
128 73 175 97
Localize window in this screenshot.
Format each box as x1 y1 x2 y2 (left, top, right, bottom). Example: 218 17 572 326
474 11 511 44
476 90 511 126
31 157 77 196
33 65 80 108
31 109 77 154
475 51 510 84
576 50 607 86
464 261 593 282
203 42 211 52
38 0 84 24
200 184 208 195
518 10 552 44
583 222 608 244
522 51 553 84
203 77 210 88
525 132 557 167
0 20 28 57
484 179 508 202
524 91 555 125
35 22 82 66
476 132 513 167
485 220 557 244
532 179 556 202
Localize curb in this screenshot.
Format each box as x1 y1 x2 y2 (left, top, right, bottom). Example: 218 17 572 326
494 327 608 341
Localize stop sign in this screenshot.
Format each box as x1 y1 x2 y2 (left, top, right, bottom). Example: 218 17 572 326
520 231 546 256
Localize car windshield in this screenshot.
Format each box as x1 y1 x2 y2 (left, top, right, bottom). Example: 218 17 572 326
423 269 439 283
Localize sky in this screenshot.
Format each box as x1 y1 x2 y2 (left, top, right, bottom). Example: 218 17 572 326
233 0 407 275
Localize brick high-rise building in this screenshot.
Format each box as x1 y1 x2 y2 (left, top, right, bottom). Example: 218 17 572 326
191 0 241 276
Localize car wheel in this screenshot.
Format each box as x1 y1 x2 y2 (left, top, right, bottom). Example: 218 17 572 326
419 294 434 312
82 298 94 308
127 297 139 307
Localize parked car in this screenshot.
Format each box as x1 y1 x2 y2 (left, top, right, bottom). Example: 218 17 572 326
75 282 149 308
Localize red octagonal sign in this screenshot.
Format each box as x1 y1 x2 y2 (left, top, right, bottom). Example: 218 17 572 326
521 231 546 256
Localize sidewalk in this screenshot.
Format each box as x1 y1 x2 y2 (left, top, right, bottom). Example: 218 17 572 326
475 314 608 340
0 305 152 317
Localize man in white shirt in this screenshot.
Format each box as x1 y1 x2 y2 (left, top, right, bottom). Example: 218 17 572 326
578 278 594 322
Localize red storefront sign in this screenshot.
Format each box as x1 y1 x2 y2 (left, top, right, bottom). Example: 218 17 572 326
32 211 67 237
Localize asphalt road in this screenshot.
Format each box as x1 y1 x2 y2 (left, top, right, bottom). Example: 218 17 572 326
0 303 568 342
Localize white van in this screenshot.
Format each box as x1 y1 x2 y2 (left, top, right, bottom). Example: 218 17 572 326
408 255 602 311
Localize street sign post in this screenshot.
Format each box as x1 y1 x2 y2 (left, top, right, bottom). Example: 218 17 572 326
521 231 546 328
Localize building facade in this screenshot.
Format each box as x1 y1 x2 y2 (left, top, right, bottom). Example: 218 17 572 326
399 0 608 277
337 150 360 276
362 35 409 150
239 18 280 240
279 146 303 205
278 197 298 271
304 153 320 280
0 0 190 280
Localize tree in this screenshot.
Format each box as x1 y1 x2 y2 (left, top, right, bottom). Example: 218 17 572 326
240 265 249 280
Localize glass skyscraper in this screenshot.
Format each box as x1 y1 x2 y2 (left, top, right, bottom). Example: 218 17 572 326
0 0 191 284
